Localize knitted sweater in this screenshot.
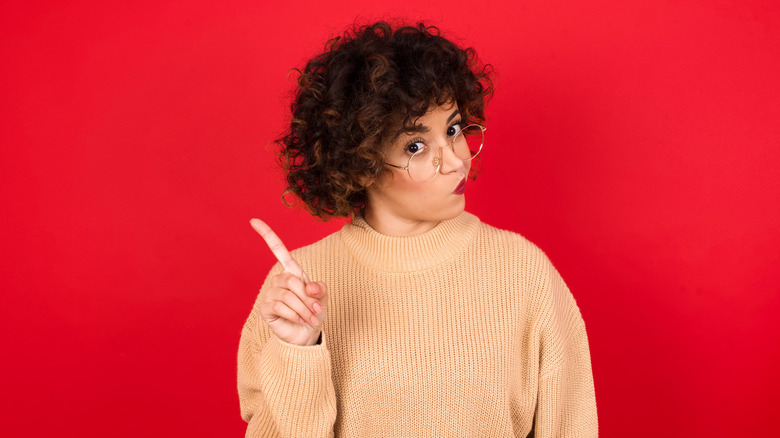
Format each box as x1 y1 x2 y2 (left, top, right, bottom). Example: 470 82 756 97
238 212 597 437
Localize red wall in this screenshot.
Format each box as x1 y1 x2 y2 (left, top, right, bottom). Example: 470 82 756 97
2 1 778 436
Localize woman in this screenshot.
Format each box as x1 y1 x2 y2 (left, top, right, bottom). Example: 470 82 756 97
238 21 597 437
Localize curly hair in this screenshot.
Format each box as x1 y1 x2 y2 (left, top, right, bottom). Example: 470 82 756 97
277 21 494 220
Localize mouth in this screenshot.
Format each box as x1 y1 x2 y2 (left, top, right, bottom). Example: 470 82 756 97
453 178 466 195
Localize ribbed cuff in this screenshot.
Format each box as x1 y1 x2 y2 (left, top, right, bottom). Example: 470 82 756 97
259 334 337 435
269 334 330 373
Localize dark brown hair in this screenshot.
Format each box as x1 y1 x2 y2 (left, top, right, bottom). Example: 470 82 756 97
277 21 493 219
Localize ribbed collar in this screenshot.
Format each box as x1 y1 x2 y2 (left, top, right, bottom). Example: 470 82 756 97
338 211 480 273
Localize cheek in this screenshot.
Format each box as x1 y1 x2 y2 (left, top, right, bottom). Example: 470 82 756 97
394 181 431 205
379 172 419 194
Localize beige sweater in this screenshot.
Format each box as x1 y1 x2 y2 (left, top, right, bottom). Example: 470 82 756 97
238 212 597 437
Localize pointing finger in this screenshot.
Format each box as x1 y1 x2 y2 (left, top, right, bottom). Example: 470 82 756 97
250 218 309 282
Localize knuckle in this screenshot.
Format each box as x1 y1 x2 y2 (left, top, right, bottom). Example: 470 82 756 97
258 302 271 316
271 273 286 287
282 290 297 303
263 286 280 301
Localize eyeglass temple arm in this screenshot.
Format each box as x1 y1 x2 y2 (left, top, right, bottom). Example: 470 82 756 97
384 162 409 170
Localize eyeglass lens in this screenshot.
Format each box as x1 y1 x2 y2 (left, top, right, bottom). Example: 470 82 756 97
407 125 484 181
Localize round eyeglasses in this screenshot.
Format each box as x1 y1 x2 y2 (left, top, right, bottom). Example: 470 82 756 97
384 124 486 182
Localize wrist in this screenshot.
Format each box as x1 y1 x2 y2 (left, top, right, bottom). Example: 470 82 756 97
304 330 323 346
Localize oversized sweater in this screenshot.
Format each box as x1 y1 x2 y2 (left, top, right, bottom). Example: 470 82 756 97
237 211 597 437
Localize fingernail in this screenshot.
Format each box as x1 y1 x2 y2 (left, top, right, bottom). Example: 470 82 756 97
312 301 322 313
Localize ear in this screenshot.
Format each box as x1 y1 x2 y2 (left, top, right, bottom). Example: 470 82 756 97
358 175 375 188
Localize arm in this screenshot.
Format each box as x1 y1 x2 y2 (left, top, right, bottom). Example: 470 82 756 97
237 264 337 438
239 219 337 437
534 264 598 437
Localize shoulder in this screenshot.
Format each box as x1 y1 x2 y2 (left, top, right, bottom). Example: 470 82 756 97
472 216 556 273
285 226 350 280
288 228 343 261
471 215 574 310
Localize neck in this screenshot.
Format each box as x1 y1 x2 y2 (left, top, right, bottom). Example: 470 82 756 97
361 205 440 237
341 211 480 273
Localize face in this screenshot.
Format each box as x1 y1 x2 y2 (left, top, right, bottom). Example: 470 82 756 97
363 101 471 235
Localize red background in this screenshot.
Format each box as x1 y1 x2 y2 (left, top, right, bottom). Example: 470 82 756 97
2 1 779 436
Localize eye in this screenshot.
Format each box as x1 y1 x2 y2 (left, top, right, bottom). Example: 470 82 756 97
447 122 463 138
404 140 426 155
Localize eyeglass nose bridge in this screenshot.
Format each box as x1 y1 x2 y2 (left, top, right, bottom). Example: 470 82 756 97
430 136 461 172
401 124 484 182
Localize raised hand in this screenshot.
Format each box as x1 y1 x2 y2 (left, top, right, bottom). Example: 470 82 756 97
250 218 328 346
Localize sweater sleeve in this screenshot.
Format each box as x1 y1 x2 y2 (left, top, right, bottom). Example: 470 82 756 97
237 264 338 438
534 262 598 437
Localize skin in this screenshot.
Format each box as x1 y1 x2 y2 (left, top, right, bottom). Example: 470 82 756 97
251 102 470 346
364 101 470 236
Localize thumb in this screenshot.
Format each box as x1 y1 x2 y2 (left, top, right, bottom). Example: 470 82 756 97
306 281 328 300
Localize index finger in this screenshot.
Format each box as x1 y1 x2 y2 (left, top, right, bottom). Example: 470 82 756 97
250 218 309 282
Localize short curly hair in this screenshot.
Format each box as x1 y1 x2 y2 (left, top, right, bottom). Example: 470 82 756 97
277 21 493 220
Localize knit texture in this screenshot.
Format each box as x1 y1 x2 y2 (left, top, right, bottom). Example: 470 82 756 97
238 212 597 437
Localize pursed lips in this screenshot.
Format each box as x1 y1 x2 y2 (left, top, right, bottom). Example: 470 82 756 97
453 178 466 195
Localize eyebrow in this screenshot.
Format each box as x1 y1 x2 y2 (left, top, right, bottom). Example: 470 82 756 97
391 109 461 141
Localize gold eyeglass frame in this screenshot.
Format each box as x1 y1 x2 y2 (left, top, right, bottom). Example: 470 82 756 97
384 124 486 182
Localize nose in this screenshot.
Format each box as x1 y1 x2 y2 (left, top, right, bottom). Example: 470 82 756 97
438 141 466 175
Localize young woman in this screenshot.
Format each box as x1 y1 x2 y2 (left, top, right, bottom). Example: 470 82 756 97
238 21 597 437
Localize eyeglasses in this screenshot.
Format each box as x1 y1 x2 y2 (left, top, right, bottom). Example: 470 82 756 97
384 124 486 182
